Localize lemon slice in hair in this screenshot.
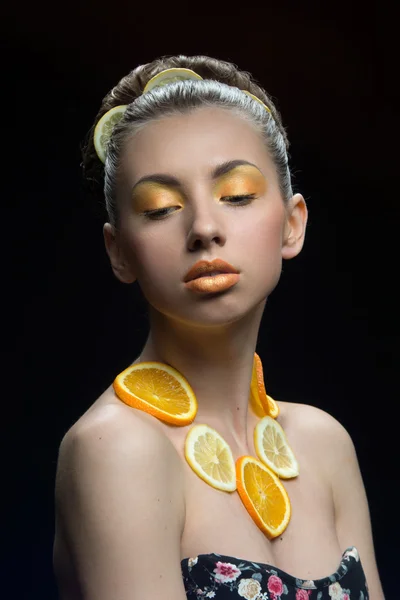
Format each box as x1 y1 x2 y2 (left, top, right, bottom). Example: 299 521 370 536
143 68 203 94
242 90 271 113
94 105 128 164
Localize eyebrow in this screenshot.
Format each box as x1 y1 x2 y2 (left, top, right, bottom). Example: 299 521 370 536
131 160 263 194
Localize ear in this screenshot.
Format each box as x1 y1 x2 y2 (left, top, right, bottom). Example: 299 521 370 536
103 223 137 284
282 193 308 260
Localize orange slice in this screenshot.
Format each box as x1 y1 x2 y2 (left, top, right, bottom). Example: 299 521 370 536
94 105 128 164
143 68 203 94
236 456 291 539
113 361 197 425
249 387 265 419
254 416 299 479
185 424 236 492
250 353 280 418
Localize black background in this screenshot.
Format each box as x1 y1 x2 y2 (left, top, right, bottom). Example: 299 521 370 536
4 3 398 598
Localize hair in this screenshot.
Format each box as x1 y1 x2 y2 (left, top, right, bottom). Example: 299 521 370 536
81 55 293 228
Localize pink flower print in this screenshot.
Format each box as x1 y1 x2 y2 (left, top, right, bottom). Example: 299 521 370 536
268 574 284 596
213 561 242 583
296 590 311 600
343 595 350 600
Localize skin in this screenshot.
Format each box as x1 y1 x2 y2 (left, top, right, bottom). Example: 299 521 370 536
53 107 385 599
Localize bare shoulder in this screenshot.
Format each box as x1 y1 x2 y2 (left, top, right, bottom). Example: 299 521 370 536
54 394 187 600
56 397 184 495
280 399 345 427
280 401 385 598
55 394 186 529
278 401 358 488
279 400 351 453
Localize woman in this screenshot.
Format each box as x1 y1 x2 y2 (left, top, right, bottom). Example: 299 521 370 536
53 55 384 599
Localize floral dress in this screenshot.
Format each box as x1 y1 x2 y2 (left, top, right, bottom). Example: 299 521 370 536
181 546 368 599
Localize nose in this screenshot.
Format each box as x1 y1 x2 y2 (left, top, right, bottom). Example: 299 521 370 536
186 201 227 252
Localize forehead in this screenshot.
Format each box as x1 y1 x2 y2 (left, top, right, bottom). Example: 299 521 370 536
120 107 276 188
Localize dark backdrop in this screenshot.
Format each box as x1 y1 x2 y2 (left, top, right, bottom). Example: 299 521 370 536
4 3 398 598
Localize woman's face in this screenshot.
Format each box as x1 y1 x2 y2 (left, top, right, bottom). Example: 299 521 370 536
107 107 304 326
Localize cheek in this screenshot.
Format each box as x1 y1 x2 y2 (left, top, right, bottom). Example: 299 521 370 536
234 207 285 294
235 206 285 253
124 228 179 288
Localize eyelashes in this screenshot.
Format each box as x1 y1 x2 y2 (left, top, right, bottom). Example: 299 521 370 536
222 194 256 205
143 206 178 220
143 194 257 220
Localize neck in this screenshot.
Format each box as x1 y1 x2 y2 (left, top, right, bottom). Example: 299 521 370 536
138 301 266 444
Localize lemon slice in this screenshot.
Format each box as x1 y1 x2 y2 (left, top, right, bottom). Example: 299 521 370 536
185 424 236 492
242 90 271 113
94 105 128 164
265 394 280 419
113 361 197 426
254 416 299 479
143 68 203 94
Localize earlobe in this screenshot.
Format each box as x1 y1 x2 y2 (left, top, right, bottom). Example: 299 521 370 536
281 194 308 260
103 223 137 284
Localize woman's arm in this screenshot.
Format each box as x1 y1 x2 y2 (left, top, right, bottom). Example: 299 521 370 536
54 406 187 600
316 410 386 599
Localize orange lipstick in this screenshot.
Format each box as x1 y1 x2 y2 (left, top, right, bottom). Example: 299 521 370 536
184 259 240 294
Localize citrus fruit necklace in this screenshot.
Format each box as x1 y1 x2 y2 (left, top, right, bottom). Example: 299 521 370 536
113 353 299 539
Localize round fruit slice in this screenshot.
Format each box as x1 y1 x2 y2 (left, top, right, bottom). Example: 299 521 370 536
265 395 279 418
250 353 280 418
254 416 299 479
236 455 291 539
113 361 197 426
143 68 203 93
249 388 265 418
185 424 236 492
94 105 128 164
241 90 271 113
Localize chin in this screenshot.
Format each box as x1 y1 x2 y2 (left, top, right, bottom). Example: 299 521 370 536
149 291 268 328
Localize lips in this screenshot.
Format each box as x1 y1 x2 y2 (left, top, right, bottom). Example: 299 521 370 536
183 259 240 294
183 259 239 283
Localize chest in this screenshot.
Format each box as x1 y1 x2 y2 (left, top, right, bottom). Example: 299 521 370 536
169 412 342 582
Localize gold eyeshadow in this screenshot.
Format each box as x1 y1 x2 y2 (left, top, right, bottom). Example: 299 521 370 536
131 182 185 213
131 165 267 214
213 165 267 198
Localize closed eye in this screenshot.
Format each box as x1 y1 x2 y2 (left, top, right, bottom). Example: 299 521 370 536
143 207 180 220
222 194 256 205
143 194 256 220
